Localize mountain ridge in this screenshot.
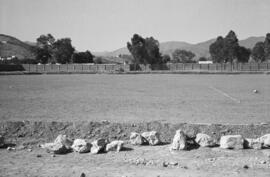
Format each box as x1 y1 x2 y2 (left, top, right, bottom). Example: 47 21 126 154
93 36 265 59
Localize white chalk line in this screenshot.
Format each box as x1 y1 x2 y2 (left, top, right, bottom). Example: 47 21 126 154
209 86 241 103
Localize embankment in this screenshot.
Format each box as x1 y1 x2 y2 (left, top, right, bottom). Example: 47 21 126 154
1 121 270 145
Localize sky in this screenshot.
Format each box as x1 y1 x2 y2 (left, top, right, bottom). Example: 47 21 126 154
1 0 270 52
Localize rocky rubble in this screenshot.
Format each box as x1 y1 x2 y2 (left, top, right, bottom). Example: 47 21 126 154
220 135 244 149
141 131 161 146
106 140 124 152
129 132 147 145
91 138 107 154
72 139 91 153
41 134 73 154
170 129 188 150
258 134 270 148
195 133 216 147
244 138 263 149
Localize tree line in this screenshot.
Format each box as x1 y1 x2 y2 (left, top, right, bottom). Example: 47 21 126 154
6 31 270 65
35 34 94 64
209 30 270 63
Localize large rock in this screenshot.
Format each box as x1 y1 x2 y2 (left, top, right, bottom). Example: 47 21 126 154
72 139 91 153
130 132 147 145
244 138 262 150
220 135 244 149
91 139 107 154
0 135 4 148
170 130 187 150
195 133 215 147
257 134 270 147
141 131 161 145
54 134 73 149
41 134 73 154
106 140 124 152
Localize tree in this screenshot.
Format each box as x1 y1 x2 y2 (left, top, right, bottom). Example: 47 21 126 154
264 33 270 61
210 30 251 63
53 38 75 64
72 50 94 63
162 54 171 63
236 46 251 63
36 34 55 63
209 36 225 63
127 34 163 65
172 49 195 63
223 30 239 63
251 42 265 62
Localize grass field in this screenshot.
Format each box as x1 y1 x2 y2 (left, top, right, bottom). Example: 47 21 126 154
0 74 269 124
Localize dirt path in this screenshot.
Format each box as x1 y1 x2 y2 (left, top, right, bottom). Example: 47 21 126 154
1 144 270 177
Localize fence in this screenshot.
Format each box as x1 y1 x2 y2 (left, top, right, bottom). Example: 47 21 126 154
20 64 130 72
1 63 270 72
142 63 270 71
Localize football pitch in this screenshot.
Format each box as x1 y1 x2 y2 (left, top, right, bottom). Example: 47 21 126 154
0 74 269 124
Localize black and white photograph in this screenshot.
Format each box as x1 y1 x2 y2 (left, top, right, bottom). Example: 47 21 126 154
0 0 270 176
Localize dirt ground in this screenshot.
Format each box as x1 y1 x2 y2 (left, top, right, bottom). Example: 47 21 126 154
0 121 270 177
1 144 270 177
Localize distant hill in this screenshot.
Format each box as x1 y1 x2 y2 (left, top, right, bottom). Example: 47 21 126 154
239 36 265 49
93 36 265 61
0 34 36 59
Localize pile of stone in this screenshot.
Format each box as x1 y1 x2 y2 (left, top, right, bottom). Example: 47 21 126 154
129 131 161 146
169 129 270 151
41 134 124 154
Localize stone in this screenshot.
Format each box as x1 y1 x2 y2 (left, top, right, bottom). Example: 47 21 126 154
141 131 161 145
258 134 270 147
195 133 215 147
130 132 147 145
0 135 4 148
170 129 187 150
244 138 263 149
91 139 107 154
41 134 73 154
54 134 73 149
72 139 91 153
106 140 124 152
7 147 15 151
220 135 244 149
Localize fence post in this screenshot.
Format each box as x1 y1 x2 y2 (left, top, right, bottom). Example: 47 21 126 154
207 64 209 70
249 64 252 71
258 63 260 70
28 64 30 72
43 64 45 71
58 65 60 71
67 64 68 71
199 64 201 70
267 63 269 70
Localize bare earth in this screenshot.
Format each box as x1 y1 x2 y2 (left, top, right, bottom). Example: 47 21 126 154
1 144 270 177
0 74 270 124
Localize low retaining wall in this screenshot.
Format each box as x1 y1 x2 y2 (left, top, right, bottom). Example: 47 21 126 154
1 121 269 145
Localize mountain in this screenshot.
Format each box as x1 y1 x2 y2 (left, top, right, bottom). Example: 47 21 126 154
239 36 265 49
93 36 265 60
0 34 36 59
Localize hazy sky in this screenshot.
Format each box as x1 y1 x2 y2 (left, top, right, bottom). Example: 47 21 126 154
1 0 270 51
